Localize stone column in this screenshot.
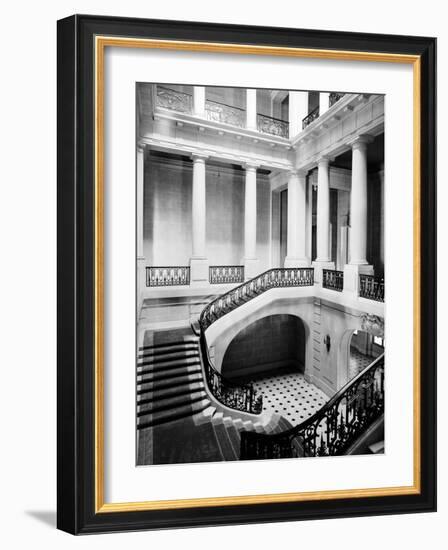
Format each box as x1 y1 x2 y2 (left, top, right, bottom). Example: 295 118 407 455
137 144 146 317
320 92 331 116
344 135 374 293
242 162 260 278
190 153 209 286
193 86 205 117
246 89 257 131
285 170 309 267
305 174 313 262
312 157 335 282
289 91 309 138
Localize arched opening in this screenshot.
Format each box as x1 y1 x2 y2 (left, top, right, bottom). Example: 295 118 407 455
349 330 385 380
221 314 306 383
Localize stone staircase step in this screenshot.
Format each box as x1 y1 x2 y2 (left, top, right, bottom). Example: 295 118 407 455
213 421 237 461
194 405 217 426
138 337 198 352
137 389 207 415
137 398 211 429
211 411 224 425
233 418 244 431
138 342 198 358
137 380 205 403
137 363 201 383
226 424 241 458
137 355 200 373
138 349 199 365
137 371 203 392
368 440 385 454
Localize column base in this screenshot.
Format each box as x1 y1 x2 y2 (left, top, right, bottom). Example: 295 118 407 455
312 260 335 284
343 263 374 294
284 257 310 268
242 258 260 280
189 257 210 288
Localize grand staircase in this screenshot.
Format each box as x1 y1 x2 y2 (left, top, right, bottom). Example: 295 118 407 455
137 336 210 429
137 329 291 464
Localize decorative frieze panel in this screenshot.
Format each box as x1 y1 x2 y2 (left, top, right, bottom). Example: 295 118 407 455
205 99 245 127
156 85 192 113
257 114 289 138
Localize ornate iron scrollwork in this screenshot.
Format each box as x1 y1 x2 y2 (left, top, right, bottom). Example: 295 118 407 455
359 274 385 302
240 353 384 460
256 114 289 138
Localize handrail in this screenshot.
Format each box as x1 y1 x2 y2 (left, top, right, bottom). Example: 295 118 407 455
199 267 314 331
198 267 314 415
302 105 320 129
240 353 385 459
198 326 263 414
257 112 288 124
359 274 385 302
205 98 245 112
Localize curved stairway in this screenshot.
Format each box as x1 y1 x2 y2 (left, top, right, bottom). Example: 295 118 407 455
136 328 291 465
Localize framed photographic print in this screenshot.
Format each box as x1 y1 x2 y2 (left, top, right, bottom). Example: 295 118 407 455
57 14 436 534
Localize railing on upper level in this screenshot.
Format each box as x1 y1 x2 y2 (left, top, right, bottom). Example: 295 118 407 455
329 92 345 107
199 267 315 331
209 265 244 285
156 85 193 113
322 269 344 292
205 99 245 127
257 113 289 138
240 353 385 459
359 274 385 302
302 105 320 129
146 266 190 287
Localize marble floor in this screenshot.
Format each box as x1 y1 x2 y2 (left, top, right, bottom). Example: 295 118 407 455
348 348 380 380
252 373 329 427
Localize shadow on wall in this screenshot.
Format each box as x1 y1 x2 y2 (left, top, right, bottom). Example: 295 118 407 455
221 314 305 383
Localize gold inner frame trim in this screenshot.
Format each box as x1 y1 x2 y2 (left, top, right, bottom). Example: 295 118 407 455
94 35 421 514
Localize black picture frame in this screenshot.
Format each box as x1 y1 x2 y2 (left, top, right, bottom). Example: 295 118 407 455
57 14 436 534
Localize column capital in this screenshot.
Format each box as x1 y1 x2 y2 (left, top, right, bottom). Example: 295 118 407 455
350 134 374 150
317 156 331 168
191 152 209 163
290 168 308 179
242 161 260 171
137 142 146 154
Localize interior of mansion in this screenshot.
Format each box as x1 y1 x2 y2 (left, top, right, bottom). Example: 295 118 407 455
136 83 385 465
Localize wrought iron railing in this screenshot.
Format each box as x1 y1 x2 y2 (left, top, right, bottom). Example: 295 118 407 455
205 99 245 127
198 267 314 415
199 267 315 331
359 274 385 302
329 92 345 107
240 353 385 459
199 329 263 414
155 85 193 113
323 269 344 292
209 265 244 285
257 113 289 138
302 105 320 129
146 266 190 287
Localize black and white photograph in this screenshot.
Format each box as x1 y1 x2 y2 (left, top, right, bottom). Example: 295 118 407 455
135 84 385 466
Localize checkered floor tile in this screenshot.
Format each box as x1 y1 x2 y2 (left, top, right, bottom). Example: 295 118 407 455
349 349 377 380
251 373 329 426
